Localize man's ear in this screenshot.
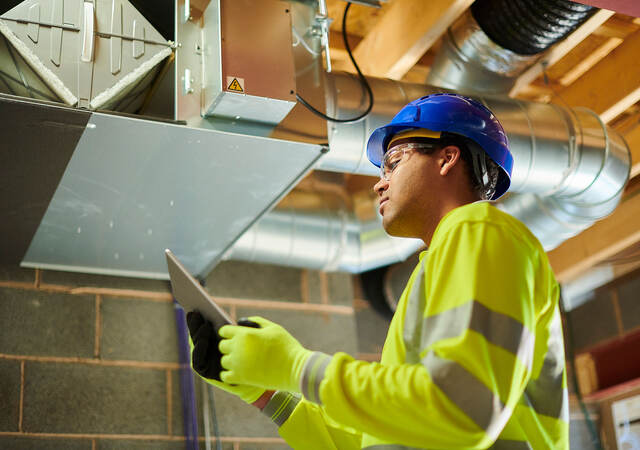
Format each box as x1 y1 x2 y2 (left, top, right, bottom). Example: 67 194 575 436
439 145 462 176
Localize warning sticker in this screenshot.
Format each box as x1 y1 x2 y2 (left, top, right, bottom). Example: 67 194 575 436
226 76 245 93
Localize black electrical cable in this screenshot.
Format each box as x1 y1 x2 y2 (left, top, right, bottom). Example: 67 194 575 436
295 2 374 124
559 289 603 450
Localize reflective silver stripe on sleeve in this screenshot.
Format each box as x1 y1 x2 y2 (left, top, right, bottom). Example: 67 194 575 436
523 309 569 421
423 352 512 441
261 390 301 427
300 352 332 405
421 300 535 371
401 260 534 371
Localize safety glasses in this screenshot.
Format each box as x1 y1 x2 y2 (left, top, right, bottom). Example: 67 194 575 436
380 142 438 181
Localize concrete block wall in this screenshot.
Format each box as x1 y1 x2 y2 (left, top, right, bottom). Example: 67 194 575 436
0 261 373 449
1 256 620 449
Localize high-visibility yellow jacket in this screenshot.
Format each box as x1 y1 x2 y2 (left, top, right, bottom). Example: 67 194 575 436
262 202 569 449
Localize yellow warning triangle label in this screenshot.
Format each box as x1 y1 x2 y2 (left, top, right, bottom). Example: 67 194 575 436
227 78 244 92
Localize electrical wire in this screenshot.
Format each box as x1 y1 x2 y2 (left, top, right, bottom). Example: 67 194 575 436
295 2 374 124
559 288 603 450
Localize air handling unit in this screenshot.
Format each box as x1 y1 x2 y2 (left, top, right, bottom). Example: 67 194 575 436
0 0 174 111
197 0 297 123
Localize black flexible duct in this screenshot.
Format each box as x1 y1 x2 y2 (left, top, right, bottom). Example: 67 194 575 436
471 0 597 55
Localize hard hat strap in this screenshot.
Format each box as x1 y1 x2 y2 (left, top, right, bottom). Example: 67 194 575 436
470 148 496 200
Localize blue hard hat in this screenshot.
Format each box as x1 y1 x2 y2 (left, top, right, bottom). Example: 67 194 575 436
366 93 513 200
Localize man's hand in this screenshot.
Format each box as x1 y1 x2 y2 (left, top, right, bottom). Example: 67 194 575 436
186 311 265 404
218 316 312 393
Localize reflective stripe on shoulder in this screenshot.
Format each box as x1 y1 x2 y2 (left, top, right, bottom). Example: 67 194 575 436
402 261 534 370
261 390 301 427
423 352 511 441
421 300 535 370
363 439 531 449
523 310 569 421
300 352 332 405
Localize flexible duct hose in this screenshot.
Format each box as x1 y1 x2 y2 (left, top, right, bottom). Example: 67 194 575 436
471 0 597 55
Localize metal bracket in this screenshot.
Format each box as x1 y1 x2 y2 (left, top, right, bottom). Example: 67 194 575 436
80 1 95 63
314 0 332 72
0 16 80 31
95 31 175 48
181 0 191 23
182 68 194 94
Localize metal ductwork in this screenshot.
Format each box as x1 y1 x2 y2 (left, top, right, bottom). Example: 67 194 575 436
426 2 596 94
0 0 631 278
0 0 174 110
227 0 630 271
471 0 597 55
226 189 423 273
227 72 630 270
0 0 327 279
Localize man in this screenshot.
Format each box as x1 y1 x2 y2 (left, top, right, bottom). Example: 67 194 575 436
188 93 569 449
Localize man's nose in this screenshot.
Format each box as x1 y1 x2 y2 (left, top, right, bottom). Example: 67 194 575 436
373 177 388 195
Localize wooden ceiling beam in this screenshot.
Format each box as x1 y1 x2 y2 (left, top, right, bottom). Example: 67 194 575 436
548 191 640 283
328 30 363 61
592 15 640 39
558 28 640 123
350 0 472 80
510 9 615 97
556 37 622 87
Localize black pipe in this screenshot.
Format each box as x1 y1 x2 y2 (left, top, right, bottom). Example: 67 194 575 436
471 0 597 55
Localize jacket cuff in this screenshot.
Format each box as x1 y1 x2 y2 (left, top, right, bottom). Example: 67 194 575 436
299 351 332 405
261 391 301 427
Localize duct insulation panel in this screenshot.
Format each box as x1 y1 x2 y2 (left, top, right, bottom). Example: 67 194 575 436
0 0 173 111
198 0 296 124
0 94 325 279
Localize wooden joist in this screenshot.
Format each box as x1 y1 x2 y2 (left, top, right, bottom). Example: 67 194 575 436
548 191 640 283
350 0 472 80
510 9 615 97
559 28 640 123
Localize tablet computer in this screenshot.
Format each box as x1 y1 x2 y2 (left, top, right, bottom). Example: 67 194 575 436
165 249 233 329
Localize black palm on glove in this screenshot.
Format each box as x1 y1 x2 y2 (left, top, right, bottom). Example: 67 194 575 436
186 311 223 381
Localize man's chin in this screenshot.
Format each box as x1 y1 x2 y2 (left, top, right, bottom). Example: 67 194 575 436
382 219 410 238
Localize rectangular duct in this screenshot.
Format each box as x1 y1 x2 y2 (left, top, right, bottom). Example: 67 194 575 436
0 94 326 279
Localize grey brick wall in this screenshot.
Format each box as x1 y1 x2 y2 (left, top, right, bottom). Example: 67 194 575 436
4 254 618 449
0 262 367 449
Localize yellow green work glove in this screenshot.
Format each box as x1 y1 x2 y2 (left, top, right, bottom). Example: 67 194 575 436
218 316 313 393
186 311 264 404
